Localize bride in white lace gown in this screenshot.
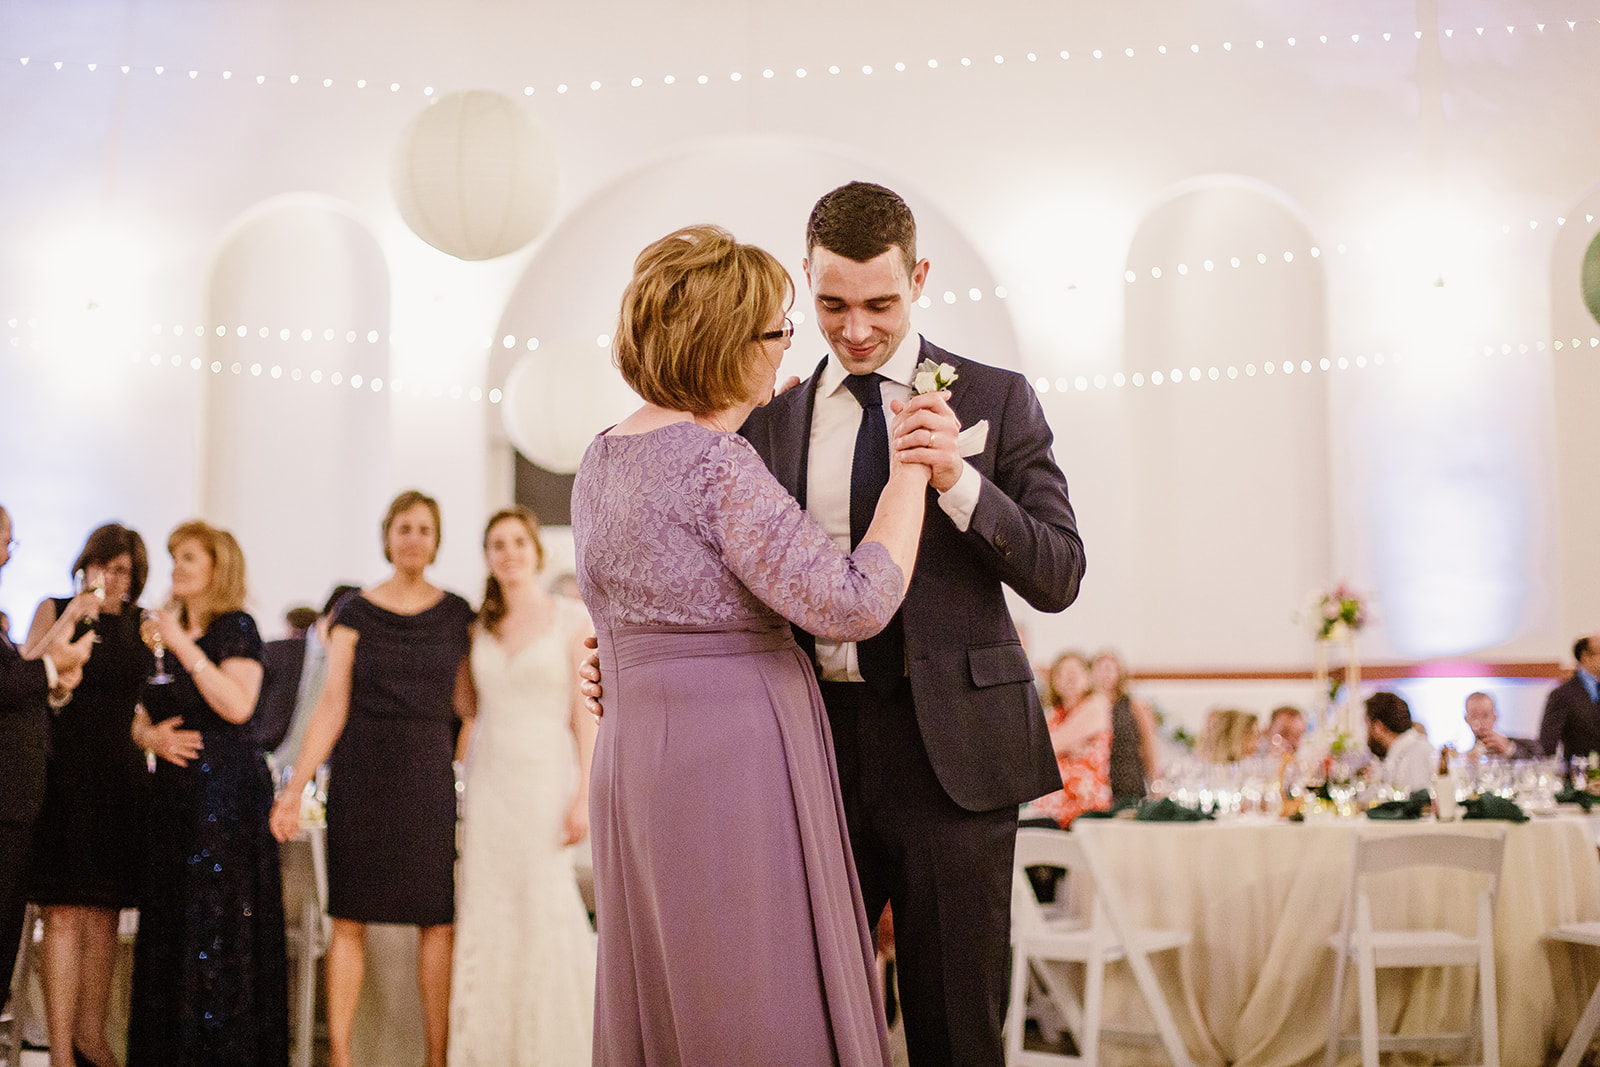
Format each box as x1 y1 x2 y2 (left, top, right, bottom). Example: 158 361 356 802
449 507 598 1066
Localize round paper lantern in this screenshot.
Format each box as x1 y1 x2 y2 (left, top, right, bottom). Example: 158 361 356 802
391 90 558 261
1583 231 1600 328
501 346 638 473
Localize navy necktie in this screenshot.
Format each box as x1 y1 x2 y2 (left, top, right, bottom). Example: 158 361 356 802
842 372 904 697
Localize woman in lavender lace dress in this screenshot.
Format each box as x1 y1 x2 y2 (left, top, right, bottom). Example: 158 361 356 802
572 225 930 1066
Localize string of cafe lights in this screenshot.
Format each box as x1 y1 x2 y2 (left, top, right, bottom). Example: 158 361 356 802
6 15 1596 103
8 312 1598 404
5 30 1597 260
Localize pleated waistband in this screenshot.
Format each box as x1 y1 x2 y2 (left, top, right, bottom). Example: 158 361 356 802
602 619 795 670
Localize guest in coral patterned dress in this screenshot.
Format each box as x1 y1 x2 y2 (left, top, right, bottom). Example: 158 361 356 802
1033 652 1112 827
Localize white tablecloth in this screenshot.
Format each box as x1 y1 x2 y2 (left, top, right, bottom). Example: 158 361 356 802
1073 813 1600 1067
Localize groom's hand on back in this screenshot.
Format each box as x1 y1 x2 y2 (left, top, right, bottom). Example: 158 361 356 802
578 635 605 718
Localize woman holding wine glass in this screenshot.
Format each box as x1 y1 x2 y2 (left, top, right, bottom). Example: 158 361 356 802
126 520 288 1067
22 523 153 1067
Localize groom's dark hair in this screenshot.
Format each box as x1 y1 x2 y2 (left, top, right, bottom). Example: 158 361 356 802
806 181 918 278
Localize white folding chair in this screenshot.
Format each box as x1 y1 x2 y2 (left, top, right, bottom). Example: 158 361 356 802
281 824 331 1067
1005 826 1195 1067
1546 922 1600 1067
1324 830 1506 1067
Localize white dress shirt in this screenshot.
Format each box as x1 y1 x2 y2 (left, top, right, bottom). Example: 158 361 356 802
1381 727 1436 794
807 333 981 682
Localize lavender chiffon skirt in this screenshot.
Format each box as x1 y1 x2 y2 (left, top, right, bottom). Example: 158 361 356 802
591 618 891 1067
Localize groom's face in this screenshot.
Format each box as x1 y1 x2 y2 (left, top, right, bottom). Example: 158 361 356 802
804 245 929 376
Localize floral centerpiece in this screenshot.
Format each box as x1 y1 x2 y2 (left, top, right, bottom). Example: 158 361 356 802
1307 583 1368 642
1303 582 1371 739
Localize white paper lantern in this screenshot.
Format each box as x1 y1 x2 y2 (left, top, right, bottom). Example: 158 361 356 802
501 346 639 473
391 90 558 261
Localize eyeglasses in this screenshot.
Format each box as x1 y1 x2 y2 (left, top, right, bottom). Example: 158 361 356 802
757 317 794 342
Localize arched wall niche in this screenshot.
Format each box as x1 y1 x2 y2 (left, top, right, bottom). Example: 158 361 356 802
1121 176 1332 665
487 135 1020 521
205 193 391 627
1549 182 1600 643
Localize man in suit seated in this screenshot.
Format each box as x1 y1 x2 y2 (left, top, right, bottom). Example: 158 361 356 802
1539 634 1600 763
1463 691 1539 760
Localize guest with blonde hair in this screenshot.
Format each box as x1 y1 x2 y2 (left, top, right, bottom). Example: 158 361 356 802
1197 708 1261 764
1033 652 1113 827
269 490 474 1067
128 520 288 1066
1089 649 1159 805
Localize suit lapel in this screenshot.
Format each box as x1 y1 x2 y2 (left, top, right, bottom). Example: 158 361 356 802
774 355 828 508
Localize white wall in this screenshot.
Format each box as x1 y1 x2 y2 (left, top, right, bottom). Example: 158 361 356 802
1 0 1596 676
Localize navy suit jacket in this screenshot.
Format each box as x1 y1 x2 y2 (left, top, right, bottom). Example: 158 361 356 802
251 636 307 752
1539 672 1600 762
741 338 1085 812
0 631 51 823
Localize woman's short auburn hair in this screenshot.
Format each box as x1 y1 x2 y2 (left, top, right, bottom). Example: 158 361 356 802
382 490 442 564
614 225 792 416
167 520 248 631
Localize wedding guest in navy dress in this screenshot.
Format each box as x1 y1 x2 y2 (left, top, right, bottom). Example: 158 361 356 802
127 520 287 1067
0 503 95 991
271 490 473 1067
24 523 153 1067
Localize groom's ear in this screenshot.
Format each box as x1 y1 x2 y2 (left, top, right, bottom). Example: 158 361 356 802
802 257 814 294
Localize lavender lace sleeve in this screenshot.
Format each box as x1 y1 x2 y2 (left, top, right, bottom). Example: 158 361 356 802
698 433 904 642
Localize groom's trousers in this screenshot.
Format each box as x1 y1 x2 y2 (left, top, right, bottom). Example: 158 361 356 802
820 679 1017 1067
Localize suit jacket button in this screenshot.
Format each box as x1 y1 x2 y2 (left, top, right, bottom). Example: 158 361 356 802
994 534 1011 556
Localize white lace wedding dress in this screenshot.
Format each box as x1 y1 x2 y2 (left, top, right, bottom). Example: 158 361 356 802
448 598 596 1066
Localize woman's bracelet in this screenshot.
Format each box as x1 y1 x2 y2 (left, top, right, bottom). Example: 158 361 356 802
189 655 211 676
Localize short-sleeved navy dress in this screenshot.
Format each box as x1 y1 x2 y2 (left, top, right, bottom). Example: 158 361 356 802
326 592 473 926
128 611 288 1067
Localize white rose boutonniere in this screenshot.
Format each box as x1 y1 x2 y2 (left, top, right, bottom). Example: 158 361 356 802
911 359 958 396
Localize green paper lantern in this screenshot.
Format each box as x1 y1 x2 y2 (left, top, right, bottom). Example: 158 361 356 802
1585 232 1600 328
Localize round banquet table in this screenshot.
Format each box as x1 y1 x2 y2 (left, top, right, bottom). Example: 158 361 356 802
1067 813 1600 1067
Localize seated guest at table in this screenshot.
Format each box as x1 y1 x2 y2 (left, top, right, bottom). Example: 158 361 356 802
128 520 288 1067
1463 691 1538 760
1539 634 1600 762
24 523 154 1067
1263 705 1306 755
1090 650 1159 805
0 504 96 998
1197 708 1260 764
1364 691 1433 793
1032 652 1112 827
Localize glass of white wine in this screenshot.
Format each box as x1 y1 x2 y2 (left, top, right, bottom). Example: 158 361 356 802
141 609 173 685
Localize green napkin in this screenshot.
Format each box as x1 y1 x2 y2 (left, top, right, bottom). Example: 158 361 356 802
1135 797 1213 822
1555 788 1595 812
1366 797 1427 820
1075 797 1142 821
1461 795 1529 823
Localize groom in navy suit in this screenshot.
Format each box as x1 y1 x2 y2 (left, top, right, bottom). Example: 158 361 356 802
740 182 1084 1067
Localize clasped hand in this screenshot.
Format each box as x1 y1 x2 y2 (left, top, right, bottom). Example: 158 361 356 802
889 390 962 491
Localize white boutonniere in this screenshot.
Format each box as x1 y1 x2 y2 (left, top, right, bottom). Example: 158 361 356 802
911 359 958 395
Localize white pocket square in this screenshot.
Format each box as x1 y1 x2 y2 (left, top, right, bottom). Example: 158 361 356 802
957 419 989 458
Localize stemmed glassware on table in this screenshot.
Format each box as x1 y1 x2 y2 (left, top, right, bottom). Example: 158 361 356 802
141 609 173 685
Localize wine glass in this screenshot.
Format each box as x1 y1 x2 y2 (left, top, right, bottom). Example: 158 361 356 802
141 609 173 685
